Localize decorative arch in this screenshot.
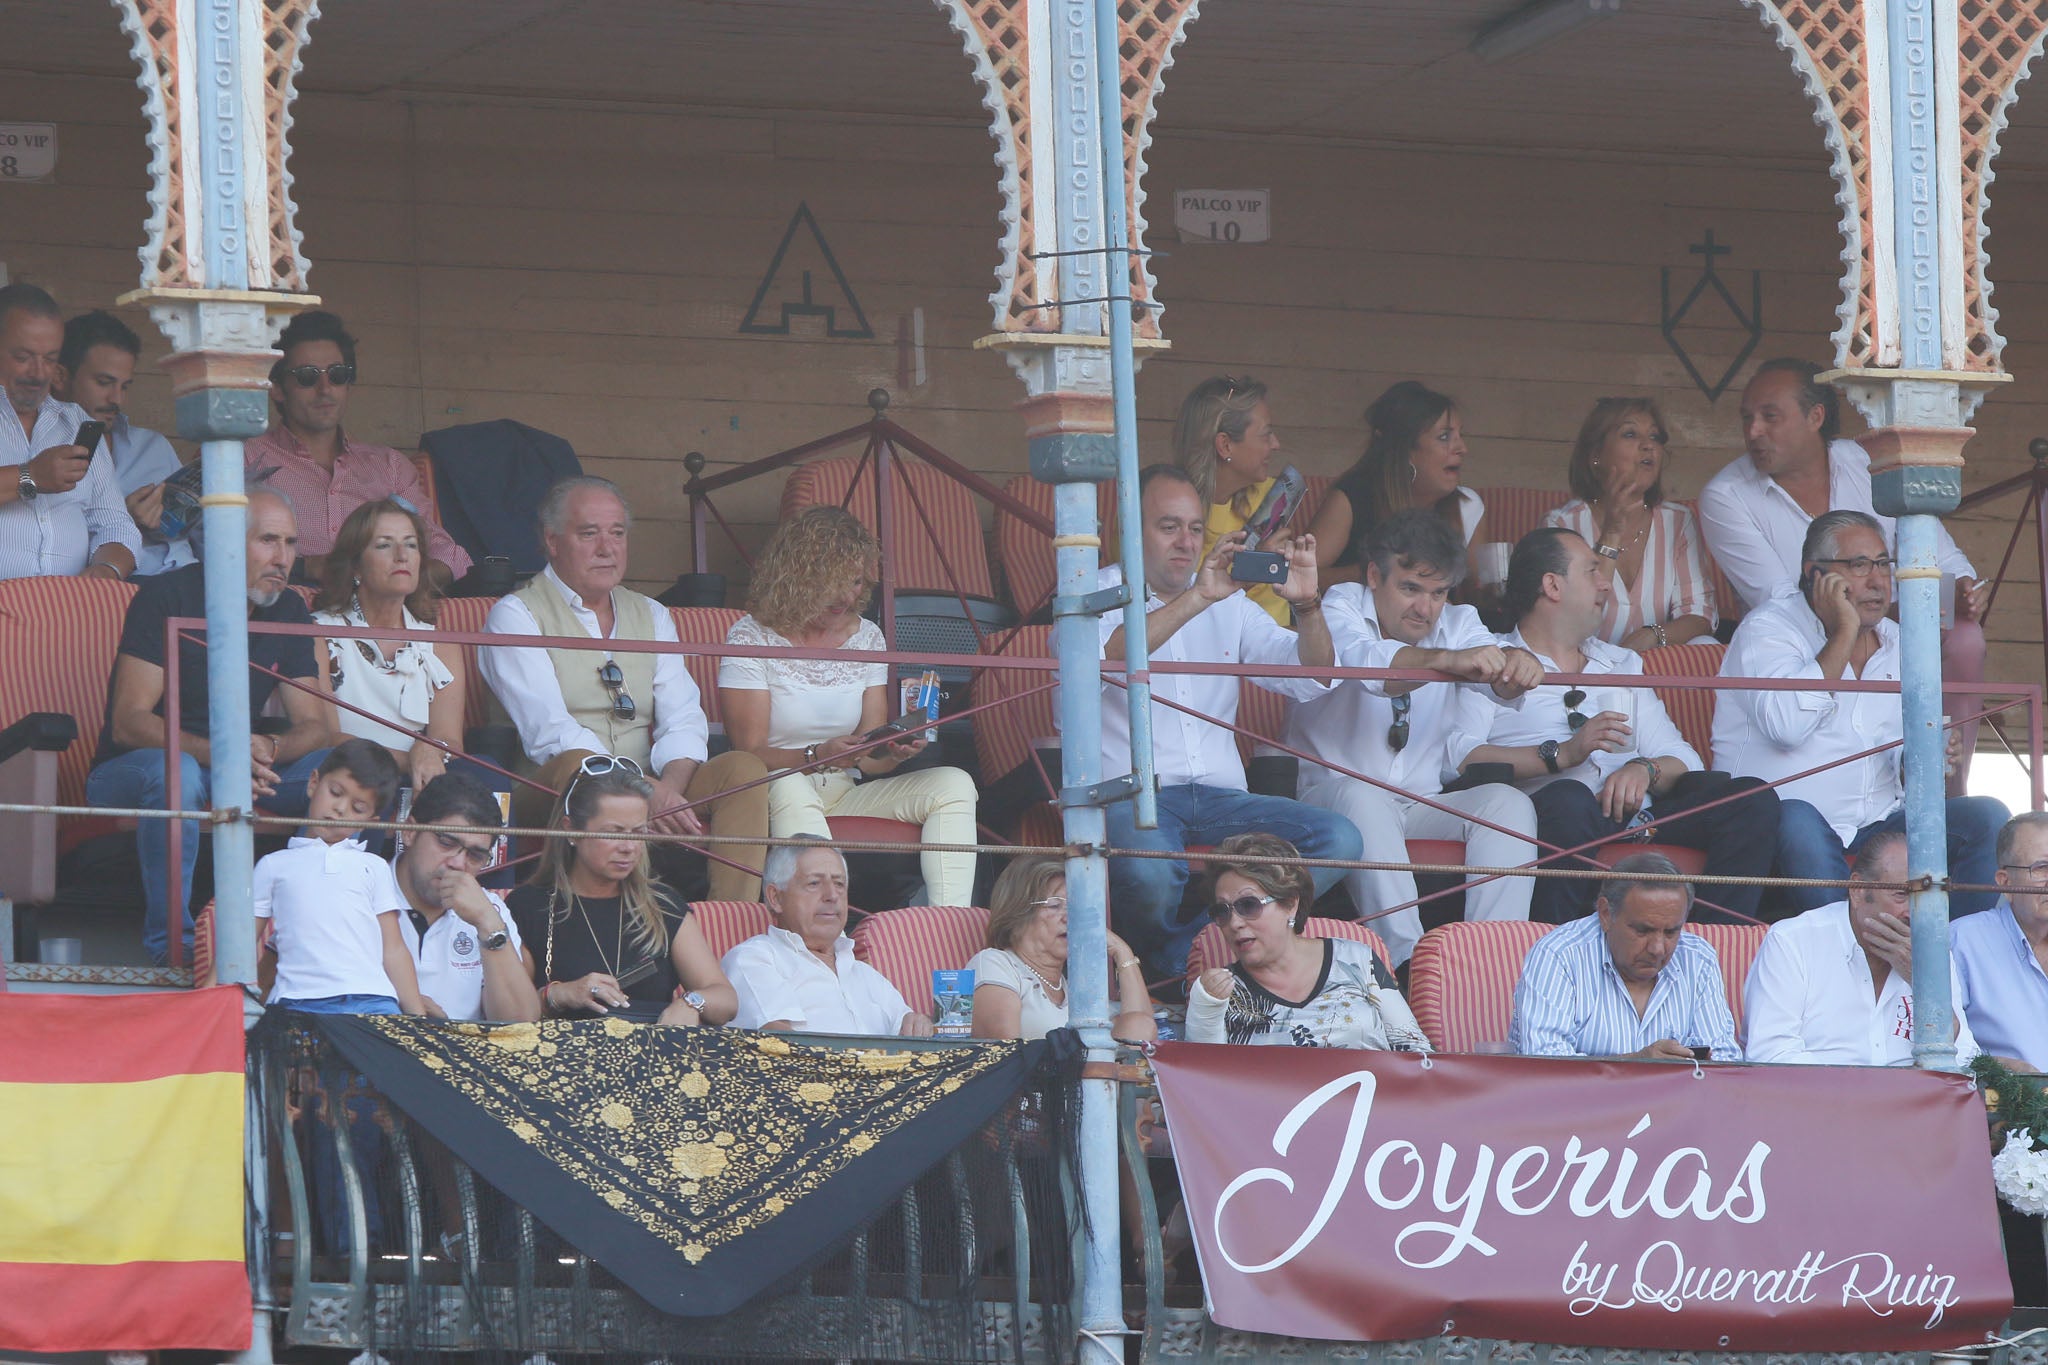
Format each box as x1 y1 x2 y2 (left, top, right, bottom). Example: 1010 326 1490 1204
1957 0 2048 372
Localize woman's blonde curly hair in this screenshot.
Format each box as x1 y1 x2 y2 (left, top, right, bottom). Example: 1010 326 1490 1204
746 506 880 636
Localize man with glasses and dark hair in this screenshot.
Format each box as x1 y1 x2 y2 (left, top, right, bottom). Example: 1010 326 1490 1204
1716 509 2007 917
244 309 470 586
1289 507 1544 966
1953 811 2048 1070
391 772 541 1022
479 476 769 900
1456 527 1780 925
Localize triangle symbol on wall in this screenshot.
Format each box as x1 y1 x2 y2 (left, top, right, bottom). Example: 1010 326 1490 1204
738 201 875 339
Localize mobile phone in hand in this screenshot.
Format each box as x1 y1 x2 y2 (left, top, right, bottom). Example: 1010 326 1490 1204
71 420 108 457
862 720 910 745
1229 550 1288 584
1688 1044 1712 1062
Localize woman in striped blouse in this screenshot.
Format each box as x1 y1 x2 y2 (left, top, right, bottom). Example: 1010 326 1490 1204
1544 397 1717 651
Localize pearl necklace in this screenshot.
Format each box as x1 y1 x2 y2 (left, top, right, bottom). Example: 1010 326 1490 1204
1019 953 1066 997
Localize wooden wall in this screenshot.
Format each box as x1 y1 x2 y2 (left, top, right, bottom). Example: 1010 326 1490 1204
3 58 2045 683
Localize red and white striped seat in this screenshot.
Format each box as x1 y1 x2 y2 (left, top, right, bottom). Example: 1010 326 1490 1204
783 456 995 600
852 904 992 1016
689 901 776 961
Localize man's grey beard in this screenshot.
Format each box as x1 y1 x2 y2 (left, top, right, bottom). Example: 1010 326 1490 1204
249 587 282 608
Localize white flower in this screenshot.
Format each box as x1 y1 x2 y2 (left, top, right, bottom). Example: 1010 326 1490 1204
1991 1128 2048 1217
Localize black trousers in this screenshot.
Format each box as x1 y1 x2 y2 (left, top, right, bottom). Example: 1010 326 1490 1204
1529 771 1781 925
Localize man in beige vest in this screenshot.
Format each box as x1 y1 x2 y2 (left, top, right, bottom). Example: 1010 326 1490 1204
479 476 769 899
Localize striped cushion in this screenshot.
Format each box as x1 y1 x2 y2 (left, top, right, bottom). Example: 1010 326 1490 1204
409 452 439 525
1185 916 1394 987
435 595 497 730
670 606 746 725
782 456 995 599
1470 486 1569 549
971 624 1057 791
1688 921 1767 1035
852 904 992 1016
1015 802 1063 850
689 900 775 961
1234 680 1289 762
993 477 1118 618
1639 640 1725 767
0 577 138 810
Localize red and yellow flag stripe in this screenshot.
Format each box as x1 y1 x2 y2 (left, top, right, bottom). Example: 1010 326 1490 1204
0 987 250 1352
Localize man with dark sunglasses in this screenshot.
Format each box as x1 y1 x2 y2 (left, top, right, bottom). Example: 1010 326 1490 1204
1289 509 1544 966
1457 527 1781 925
244 309 470 585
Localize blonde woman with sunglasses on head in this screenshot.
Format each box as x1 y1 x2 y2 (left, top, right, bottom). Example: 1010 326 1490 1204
506 760 736 1026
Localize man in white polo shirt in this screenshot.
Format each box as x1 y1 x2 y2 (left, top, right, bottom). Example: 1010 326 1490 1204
722 840 932 1036
1743 830 1977 1065
1291 508 1544 966
394 773 541 1022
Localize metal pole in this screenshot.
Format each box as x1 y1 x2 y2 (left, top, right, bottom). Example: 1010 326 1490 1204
202 442 258 988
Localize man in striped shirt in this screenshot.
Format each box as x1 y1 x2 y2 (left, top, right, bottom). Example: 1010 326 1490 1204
1510 852 1740 1060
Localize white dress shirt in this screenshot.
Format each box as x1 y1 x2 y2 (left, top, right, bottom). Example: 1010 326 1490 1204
1450 628 1700 795
402 891 525 1023
1093 564 1332 789
0 395 142 580
1510 913 1741 1060
1743 900 1978 1065
255 836 409 1003
722 927 913 1034
1286 587 1510 800
1697 437 1974 612
1712 587 1901 844
480 564 709 772
108 413 195 575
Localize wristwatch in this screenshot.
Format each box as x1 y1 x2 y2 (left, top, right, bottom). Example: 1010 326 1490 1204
682 990 708 1013
847 764 868 785
803 743 820 765
1593 543 1621 560
481 927 510 952
16 470 37 502
1538 739 1562 774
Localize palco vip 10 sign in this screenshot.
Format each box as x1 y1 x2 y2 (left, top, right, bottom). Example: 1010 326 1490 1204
1150 1045 2011 1350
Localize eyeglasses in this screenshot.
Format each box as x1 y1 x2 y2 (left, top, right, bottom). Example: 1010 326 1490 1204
284 363 356 389
429 829 497 871
1387 692 1412 753
2002 861 2048 882
1564 688 1589 732
1028 896 1068 913
1812 555 1895 577
1207 893 1278 925
597 660 636 721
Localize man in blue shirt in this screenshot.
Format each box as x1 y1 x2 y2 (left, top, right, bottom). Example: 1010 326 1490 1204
1954 811 2048 1070
56 310 195 575
1511 851 1740 1061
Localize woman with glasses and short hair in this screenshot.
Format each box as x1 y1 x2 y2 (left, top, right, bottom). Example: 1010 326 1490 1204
968 856 1157 1042
718 506 981 906
1186 833 1430 1051
507 761 736 1026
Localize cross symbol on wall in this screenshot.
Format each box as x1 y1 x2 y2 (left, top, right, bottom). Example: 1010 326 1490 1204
1661 229 1763 401
1689 228 1733 267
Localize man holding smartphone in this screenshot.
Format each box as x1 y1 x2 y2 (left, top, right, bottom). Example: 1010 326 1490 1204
0 284 139 582
1094 465 1363 985
1714 510 2008 917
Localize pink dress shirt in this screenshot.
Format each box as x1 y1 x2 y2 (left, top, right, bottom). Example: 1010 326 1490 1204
244 426 471 575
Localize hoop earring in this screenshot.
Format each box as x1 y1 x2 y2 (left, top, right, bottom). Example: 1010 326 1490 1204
1407 461 1418 485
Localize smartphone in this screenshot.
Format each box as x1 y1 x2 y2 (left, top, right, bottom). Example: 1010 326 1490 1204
1799 565 1821 604
1244 465 1306 544
71 420 108 457
1229 549 1289 584
862 720 910 745
1688 1044 1712 1062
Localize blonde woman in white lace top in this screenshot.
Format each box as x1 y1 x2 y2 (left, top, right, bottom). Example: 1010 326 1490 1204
718 507 980 904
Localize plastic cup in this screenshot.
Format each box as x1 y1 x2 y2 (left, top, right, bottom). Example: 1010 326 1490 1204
1472 542 1512 590
40 936 83 965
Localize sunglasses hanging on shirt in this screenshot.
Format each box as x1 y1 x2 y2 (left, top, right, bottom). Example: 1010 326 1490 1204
1386 692 1412 753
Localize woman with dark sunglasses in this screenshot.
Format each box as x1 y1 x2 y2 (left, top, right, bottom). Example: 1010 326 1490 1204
1185 833 1430 1051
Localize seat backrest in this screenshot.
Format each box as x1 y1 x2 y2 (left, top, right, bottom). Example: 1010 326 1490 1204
994 476 1117 617
692 901 776 961
1234 678 1289 762
1185 916 1394 985
409 452 440 525
670 606 747 726
852 904 993 1016
1406 920 1549 1052
1470 486 1569 549
1687 921 1767 1036
782 455 995 599
435 595 499 733
1637 640 1725 768
972 623 1057 789
0 577 139 808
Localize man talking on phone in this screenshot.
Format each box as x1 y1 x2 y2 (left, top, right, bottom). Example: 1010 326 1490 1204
0 284 138 582
1092 465 1363 986
1714 510 2007 917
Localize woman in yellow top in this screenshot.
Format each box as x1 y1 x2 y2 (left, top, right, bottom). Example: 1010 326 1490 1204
1171 374 1293 623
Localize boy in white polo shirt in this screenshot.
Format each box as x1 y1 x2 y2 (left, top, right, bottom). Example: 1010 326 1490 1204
257 738 426 1016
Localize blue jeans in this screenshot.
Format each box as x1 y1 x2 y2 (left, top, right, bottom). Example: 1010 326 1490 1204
86 745 329 964
1773 796 2010 918
275 995 401 1016
1103 782 1363 979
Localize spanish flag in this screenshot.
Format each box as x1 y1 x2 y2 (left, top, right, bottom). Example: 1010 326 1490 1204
0 987 251 1351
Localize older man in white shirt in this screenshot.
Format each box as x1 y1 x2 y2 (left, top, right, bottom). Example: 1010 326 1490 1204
1456 527 1780 925
1714 510 2007 918
1096 465 1363 984
1699 359 1985 790
480 476 769 900
0 284 139 582
722 842 930 1036
1744 830 1978 1065
1291 508 1544 966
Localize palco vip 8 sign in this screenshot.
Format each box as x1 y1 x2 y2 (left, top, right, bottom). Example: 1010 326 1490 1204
1150 1045 2011 1350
